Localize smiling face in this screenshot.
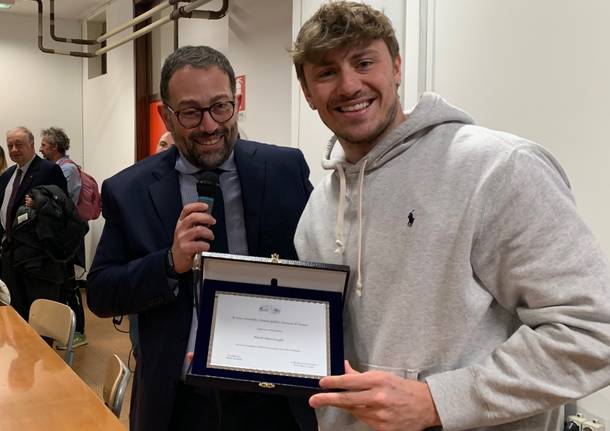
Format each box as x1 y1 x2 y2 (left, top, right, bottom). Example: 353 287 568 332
159 65 239 170
301 39 405 162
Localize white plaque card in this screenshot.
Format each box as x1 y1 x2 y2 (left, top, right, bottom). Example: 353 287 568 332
207 292 330 378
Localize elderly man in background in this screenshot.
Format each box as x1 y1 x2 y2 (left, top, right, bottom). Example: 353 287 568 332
0 127 67 318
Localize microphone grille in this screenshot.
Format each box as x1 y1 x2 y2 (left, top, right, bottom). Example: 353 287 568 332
196 171 220 198
198 171 219 185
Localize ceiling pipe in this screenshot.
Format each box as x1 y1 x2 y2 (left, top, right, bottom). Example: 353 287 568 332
95 0 216 57
173 1 179 50
171 0 227 20
94 13 171 56
49 0 98 45
31 0 93 57
96 0 175 44
49 0 175 46
33 0 226 58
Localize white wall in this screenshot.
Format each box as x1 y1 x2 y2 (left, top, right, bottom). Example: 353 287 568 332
0 12 83 166
179 0 229 52
171 0 294 146
82 0 135 267
429 0 610 422
150 11 175 99
228 0 293 145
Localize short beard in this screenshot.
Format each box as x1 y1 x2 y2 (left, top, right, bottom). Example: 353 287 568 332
183 124 238 171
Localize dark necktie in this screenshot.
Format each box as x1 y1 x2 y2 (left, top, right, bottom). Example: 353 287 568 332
209 169 228 253
5 168 23 237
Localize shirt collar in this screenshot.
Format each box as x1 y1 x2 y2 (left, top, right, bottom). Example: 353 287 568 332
174 149 236 175
18 154 36 172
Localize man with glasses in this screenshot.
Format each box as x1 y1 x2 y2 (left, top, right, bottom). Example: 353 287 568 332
87 46 315 431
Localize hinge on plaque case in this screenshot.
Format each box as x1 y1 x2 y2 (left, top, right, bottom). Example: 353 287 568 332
258 382 275 389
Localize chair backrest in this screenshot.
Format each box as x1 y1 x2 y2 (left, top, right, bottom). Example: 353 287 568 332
0 278 10 305
28 298 76 366
103 354 131 417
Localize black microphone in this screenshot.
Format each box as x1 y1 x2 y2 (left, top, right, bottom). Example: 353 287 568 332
193 171 220 272
196 171 219 214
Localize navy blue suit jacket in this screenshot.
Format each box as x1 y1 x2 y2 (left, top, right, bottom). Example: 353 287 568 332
0 155 67 237
87 140 313 431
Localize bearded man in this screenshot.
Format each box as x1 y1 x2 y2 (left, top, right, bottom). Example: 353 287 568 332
87 46 315 431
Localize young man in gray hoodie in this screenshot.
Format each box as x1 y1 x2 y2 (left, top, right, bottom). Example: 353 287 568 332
291 2 610 430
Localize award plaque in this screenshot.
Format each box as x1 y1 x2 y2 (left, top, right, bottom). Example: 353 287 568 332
186 252 349 395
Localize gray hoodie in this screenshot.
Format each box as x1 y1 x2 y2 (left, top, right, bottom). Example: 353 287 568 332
294 93 610 430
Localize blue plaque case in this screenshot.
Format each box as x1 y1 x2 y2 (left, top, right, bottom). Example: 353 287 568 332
186 252 349 396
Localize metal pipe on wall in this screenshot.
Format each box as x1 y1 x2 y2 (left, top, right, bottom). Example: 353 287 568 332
33 0 228 58
97 0 172 44
183 0 228 20
48 0 174 47
94 13 172 56
49 0 98 45
169 0 224 20
31 0 94 57
95 0 216 57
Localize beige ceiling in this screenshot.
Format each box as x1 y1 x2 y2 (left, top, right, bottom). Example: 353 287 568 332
1 0 109 20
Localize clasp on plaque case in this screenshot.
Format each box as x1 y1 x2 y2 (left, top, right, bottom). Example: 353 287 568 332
270 254 280 263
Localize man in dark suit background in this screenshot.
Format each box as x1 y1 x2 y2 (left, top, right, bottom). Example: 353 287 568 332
87 46 316 431
0 126 67 318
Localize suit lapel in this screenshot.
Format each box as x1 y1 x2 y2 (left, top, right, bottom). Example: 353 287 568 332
5 155 41 228
234 140 266 255
0 165 17 235
16 156 41 206
0 165 17 204
148 147 182 244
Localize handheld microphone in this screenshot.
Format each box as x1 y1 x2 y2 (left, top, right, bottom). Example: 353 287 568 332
192 171 220 272
196 171 219 214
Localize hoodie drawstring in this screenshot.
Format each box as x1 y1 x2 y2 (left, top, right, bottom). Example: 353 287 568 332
334 164 347 255
334 159 368 297
355 159 368 297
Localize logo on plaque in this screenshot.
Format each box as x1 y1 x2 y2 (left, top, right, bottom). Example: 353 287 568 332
258 304 281 314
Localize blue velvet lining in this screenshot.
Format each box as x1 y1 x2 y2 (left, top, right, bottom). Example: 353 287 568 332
190 279 344 391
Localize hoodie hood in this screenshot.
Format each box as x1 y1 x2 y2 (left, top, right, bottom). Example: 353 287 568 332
321 92 475 173
320 93 474 296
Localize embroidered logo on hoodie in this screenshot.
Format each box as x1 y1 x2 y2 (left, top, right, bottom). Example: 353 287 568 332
408 210 415 227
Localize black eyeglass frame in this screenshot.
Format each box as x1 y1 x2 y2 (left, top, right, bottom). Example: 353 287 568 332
166 100 236 129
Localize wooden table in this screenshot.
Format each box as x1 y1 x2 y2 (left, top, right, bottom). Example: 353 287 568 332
0 305 125 430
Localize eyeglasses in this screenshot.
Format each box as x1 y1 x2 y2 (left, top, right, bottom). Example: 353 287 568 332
166 101 236 129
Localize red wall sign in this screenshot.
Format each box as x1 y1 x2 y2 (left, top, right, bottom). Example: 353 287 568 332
236 75 246 112
149 100 167 155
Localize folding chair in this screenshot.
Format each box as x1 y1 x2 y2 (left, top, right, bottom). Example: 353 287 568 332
103 354 131 417
28 298 76 366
